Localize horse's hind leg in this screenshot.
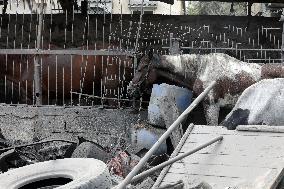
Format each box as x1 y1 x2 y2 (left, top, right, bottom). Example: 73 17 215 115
203 102 220 126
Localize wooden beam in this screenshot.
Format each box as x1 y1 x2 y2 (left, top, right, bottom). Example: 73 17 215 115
236 125 284 133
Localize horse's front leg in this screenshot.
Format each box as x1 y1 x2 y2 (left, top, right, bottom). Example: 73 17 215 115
203 102 220 126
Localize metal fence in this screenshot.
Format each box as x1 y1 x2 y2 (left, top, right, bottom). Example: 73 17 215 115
0 0 137 106
0 0 282 106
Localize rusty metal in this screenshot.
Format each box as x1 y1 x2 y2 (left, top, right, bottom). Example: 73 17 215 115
0 139 76 154
70 91 150 104
34 0 44 105
280 15 284 63
0 49 134 56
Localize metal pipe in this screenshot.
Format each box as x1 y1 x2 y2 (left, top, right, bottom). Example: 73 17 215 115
281 14 284 64
162 46 282 52
0 49 135 56
0 139 76 153
70 91 149 104
116 81 217 189
33 0 44 105
131 136 223 183
153 124 194 188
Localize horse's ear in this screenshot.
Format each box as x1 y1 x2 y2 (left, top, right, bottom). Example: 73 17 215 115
148 50 153 60
151 54 160 65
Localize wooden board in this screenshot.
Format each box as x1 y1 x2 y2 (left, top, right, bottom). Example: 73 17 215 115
155 125 284 189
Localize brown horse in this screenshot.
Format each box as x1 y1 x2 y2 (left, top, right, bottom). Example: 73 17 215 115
128 52 284 125
0 44 133 106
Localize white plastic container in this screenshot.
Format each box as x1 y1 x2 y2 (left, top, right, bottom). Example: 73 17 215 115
148 83 193 128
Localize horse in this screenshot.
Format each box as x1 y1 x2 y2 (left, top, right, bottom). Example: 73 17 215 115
127 52 284 125
221 78 284 130
0 44 133 106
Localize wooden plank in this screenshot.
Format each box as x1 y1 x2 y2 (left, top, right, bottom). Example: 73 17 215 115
168 163 274 180
159 125 284 188
160 172 241 189
181 134 284 157
172 153 284 169
190 125 284 137
237 125 284 133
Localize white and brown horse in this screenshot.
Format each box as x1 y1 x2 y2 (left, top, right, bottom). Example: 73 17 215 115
128 52 284 125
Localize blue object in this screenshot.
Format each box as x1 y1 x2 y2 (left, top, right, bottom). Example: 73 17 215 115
136 128 167 155
148 83 193 127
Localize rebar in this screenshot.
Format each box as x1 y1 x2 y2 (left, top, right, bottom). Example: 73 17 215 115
116 81 217 189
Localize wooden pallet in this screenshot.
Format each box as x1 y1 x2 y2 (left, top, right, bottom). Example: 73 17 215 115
153 125 284 189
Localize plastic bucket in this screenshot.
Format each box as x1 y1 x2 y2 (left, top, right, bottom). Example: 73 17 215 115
148 83 192 128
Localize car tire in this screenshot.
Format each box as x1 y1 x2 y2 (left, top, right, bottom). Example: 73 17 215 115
0 158 112 189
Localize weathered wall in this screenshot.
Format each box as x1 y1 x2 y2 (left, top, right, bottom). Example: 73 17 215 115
0 105 147 149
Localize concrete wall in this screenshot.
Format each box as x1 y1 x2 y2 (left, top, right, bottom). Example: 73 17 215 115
0 105 147 149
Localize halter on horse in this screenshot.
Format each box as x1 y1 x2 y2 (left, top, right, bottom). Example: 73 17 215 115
128 52 284 125
127 52 191 100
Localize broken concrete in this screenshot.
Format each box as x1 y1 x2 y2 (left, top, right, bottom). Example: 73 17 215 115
0 104 147 150
71 142 111 163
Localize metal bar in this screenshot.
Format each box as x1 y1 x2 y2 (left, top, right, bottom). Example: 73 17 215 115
155 180 184 189
281 15 284 63
134 0 144 53
0 139 76 153
116 81 217 189
70 91 150 104
131 136 223 183
0 49 135 56
34 0 44 105
153 123 195 188
162 46 282 52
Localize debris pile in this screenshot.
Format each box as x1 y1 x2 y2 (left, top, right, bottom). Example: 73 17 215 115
0 121 170 188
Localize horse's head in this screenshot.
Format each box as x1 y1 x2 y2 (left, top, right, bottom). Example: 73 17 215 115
127 52 160 99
